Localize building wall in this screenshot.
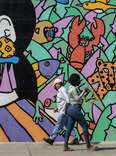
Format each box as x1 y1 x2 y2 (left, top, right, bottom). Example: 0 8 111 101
0 0 116 142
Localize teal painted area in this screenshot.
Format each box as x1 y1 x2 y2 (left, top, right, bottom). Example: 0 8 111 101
91 106 111 142
111 118 116 128
42 38 62 50
105 40 116 62
31 0 41 7
103 91 116 107
39 6 54 21
61 22 72 42
28 0 116 142
55 0 72 17
54 40 68 57
65 7 83 19
106 126 116 141
107 32 116 44
26 40 52 60
102 13 116 38
50 11 60 23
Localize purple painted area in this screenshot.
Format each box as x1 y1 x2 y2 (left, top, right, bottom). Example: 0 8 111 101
101 37 108 50
54 16 73 37
85 11 97 29
81 50 100 78
91 83 99 90
0 63 12 92
38 74 64 103
35 0 45 23
109 104 116 119
9 64 17 89
0 107 32 141
16 99 64 141
39 59 60 79
93 104 102 123
23 51 29 57
111 16 116 33
49 47 60 59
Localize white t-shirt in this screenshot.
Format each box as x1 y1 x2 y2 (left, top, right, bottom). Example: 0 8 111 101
57 86 69 114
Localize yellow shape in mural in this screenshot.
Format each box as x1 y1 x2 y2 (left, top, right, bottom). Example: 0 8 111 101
82 0 116 13
0 37 15 57
37 75 48 87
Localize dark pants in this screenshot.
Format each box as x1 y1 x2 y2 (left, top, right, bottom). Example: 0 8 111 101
64 104 90 147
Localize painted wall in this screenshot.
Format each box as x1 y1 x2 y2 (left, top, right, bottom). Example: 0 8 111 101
0 0 116 142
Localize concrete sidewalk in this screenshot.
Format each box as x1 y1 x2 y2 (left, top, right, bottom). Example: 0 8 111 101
0 142 116 156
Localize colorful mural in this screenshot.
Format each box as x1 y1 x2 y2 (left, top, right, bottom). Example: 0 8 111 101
0 0 116 142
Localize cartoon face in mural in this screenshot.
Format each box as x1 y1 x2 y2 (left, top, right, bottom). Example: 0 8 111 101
88 59 116 99
0 0 37 105
32 21 58 44
0 14 18 106
0 15 16 57
0 15 16 42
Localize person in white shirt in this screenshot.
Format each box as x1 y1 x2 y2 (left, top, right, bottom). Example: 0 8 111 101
43 78 78 145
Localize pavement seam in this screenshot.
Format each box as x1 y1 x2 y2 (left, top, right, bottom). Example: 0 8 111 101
26 144 33 156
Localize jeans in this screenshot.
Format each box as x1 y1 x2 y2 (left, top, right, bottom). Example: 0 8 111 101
64 104 90 147
50 113 77 140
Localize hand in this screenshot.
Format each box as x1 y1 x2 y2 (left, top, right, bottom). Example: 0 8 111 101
85 88 89 92
53 108 58 113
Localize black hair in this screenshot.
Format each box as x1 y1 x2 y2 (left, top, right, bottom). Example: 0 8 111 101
59 82 63 86
0 0 37 103
69 73 80 86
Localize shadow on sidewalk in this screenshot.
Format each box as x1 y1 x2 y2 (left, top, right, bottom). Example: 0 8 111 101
95 147 116 151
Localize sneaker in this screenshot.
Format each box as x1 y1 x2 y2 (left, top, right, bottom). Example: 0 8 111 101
69 138 79 145
87 144 98 151
64 146 74 151
43 138 54 145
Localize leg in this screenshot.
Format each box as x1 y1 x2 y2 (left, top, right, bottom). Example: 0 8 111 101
76 112 90 146
63 115 79 145
50 114 66 140
64 115 75 147
69 128 79 145
44 114 66 145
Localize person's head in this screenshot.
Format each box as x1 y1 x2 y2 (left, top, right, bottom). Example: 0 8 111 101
53 79 63 90
69 73 80 86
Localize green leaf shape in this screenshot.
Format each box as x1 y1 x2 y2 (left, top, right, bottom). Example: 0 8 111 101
39 6 54 21
102 91 116 107
27 40 52 61
50 10 60 23
42 38 62 50
65 7 83 19
107 32 116 44
101 13 116 38
91 105 111 142
105 40 116 62
54 40 68 57
105 126 116 141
